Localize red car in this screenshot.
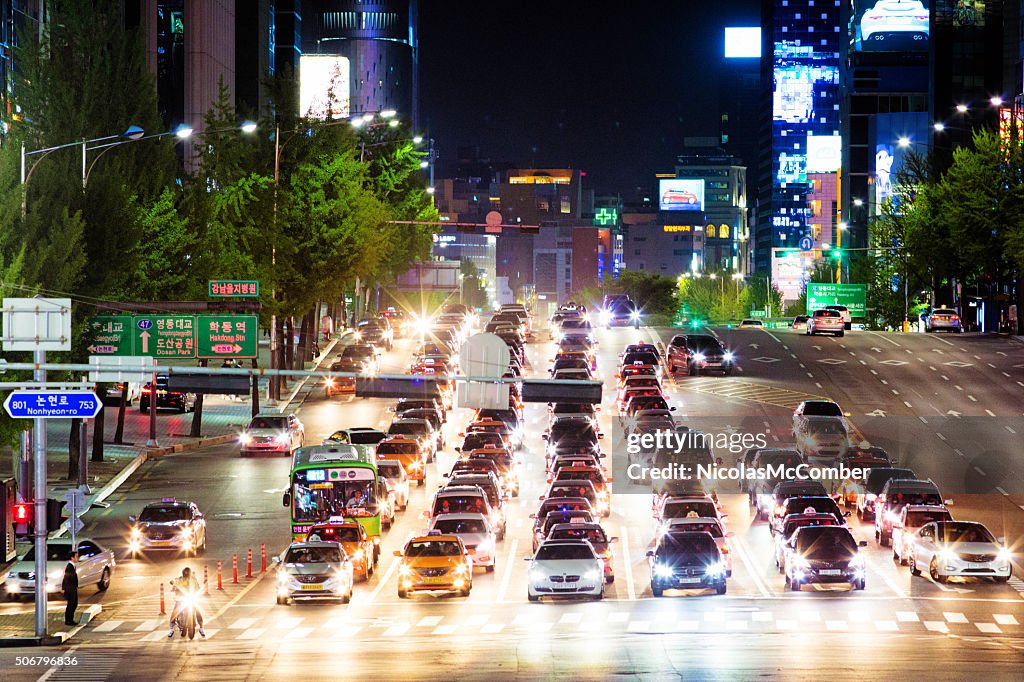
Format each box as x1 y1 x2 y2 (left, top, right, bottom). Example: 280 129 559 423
661 189 699 207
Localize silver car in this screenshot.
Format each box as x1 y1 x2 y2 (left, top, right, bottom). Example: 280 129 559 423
275 541 354 605
240 413 304 457
526 539 604 602
3 539 115 600
908 521 1012 583
925 308 962 333
806 309 845 337
429 513 497 570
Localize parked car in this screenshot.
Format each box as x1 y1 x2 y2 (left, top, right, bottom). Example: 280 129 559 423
3 539 115 600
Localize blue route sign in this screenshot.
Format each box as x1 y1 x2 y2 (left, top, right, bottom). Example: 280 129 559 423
3 391 102 419
798 235 814 251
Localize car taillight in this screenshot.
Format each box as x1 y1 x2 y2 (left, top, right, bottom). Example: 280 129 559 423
141 387 151 394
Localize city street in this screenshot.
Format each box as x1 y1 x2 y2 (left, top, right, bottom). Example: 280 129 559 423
2 326 1022 680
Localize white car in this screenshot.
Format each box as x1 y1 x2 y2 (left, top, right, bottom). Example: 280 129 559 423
3 539 115 600
662 517 733 576
806 309 845 337
240 413 304 456
526 539 605 602
908 521 1012 583
861 0 929 43
429 513 497 571
891 505 952 565
274 541 354 604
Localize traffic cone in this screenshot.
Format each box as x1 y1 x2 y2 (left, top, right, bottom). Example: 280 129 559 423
247 548 253 578
217 560 224 590
232 554 239 584
159 582 165 615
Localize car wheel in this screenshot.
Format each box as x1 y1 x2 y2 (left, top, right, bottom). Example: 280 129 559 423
343 586 353 603
790 577 801 592
140 405 148 414
723 368 733 376
417 479 425 487
837 331 844 338
397 589 408 599
486 564 495 573
909 554 921 576
930 559 946 583
994 575 1010 583
606 575 615 584
527 592 540 602
651 584 663 598
892 548 899 563
97 567 111 592
276 596 287 605
879 531 891 548
855 578 866 591
716 581 727 595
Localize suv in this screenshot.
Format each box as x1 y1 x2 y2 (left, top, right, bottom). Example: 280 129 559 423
274 541 354 605
874 478 945 546
667 334 735 375
139 374 196 413
925 308 962 333
783 526 867 591
825 304 852 329
240 414 304 456
806 309 845 337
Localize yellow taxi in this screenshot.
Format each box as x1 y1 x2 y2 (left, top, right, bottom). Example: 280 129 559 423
306 518 377 581
376 436 429 486
394 531 474 598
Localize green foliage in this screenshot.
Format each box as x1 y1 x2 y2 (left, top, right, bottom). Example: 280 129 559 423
604 271 678 317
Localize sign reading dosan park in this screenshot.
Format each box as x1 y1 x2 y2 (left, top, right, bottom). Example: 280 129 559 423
86 315 258 359
806 283 867 316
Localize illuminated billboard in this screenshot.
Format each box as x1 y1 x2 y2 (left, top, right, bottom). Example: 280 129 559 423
871 112 929 213
658 179 705 212
806 135 842 173
725 27 762 58
850 0 930 53
299 55 351 119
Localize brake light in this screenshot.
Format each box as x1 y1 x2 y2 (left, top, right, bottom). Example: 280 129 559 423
141 387 151 394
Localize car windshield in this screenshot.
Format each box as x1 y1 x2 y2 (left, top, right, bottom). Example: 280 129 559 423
866 469 916 493
796 528 857 557
434 518 487 534
905 510 949 527
248 417 286 429
549 527 607 544
807 420 846 435
377 442 418 455
139 506 191 522
670 522 723 538
347 431 385 445
624 378 659 389
463 433 504 450
389 422 427 436
311 527 361 543
622 352 658 365
687 337 721 351
22 544 77 562
938 523 996 544
816 310 841 318
535 543 596 560
285 547 342 564
802 402 843 416
658 534 717 559
776 482 826 498
405 540 463 557
550 484 595 499
663 501 717 519
786 498 839 517
342 346 374 359
783 518 836 537
434 495 487 515
377 463 403 478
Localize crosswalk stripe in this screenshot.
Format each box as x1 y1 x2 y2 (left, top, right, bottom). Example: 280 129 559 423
465 614 489 627
943 612 968 624
751 611 773 622
848 610 872 623
559 612 583 625
228 617 258 629
141 630 168 641
238 628 266 639
272 617 304 629
286 627 314 639
923 621 949 633
480 623 505 634
825 620 848 631
726 620 748 630
704 610 725 622
626 620 649 632
775 619 796 630
993 614 1019 626
433 625 458 635
798 610 820 622
94 620 123 632
676 620 699 630
874 621 899 631
896 611 919 622
417 616 443 627
976 623 1002 634
383 623 410 637
134 619 162 632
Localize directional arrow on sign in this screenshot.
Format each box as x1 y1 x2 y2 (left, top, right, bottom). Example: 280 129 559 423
139 330 151 354
866 409 887 417
87 345 118 354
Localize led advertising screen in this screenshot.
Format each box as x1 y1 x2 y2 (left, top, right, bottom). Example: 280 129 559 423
871 112 929 213
299 55 351 119
850 0 930 53
724 27 762 58
806 135 842 173
658 179 705 212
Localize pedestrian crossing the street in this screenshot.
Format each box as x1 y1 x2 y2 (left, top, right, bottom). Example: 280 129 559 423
85 606 1022 643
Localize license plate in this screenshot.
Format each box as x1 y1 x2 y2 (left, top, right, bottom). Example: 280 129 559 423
819 569 841 576
706 362 721 366
150 539 171 545
422 576 446 584
300 584 324 591
968 563 988 569
678 577 702 584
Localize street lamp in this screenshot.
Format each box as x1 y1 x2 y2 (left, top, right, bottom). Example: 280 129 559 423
990 96 1004 107
955 104 969 114
898 136 911 147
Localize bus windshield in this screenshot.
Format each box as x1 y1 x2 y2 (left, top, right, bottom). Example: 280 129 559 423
291 470 378 523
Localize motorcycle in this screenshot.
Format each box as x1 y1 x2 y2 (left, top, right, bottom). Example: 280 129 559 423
174 589 200 640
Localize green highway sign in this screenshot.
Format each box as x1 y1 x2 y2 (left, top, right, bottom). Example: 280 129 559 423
85 315 133 355
209 280 260 298
748 310 767 318
197 315 258 359
807 283 867 316
133 314 196 358
87 314 259 359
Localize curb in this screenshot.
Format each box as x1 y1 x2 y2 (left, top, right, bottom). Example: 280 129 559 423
50 434 239 540
0 604 101 647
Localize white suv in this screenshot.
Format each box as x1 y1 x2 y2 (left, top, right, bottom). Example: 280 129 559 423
807 309 845 337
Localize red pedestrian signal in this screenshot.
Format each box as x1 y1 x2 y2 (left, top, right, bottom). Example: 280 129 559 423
13 502 31 524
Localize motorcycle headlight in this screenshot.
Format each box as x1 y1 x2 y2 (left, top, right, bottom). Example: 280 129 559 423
654 563 674 578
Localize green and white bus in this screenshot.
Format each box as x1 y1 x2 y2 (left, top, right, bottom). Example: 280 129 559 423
282 445 387 552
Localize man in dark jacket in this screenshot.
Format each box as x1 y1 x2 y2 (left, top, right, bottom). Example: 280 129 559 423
62 553 79 626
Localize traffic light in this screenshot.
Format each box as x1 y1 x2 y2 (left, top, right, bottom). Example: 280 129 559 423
12 502 31 524
833 248 842 261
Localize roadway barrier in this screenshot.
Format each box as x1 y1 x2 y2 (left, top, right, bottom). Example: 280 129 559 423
232 554 239 584
261 543 267 573
159 582 165 615
217 560 223 590
246 548 253 578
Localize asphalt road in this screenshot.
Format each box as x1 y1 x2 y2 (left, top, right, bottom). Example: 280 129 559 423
2 325 1023 680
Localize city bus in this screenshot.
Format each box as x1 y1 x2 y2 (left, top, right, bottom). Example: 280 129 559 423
282 444 387 559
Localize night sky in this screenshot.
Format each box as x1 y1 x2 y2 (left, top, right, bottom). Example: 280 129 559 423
419 1 761 195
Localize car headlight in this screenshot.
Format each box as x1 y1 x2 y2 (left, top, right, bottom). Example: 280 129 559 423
997 548 1012 564
48 569 64 583
352 331 362 340
693 352 705 363
938 548 956 563
849 554 865 569
239 433 253 445
276 571 290 584
793 556 810 570
276 433 291 444
351 548 365 561
630 311 641 321
723 351 735 362
583 569 600 581
324 378 336 388
454 563 469 576
654 563 674 578
599 311 612 324
180 526 192 539
130 527 141 539
399 564 413 577
885 512 900 523
705 562 724 577
529 569 546 582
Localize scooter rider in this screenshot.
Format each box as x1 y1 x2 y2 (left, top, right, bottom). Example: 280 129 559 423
168 567 206 638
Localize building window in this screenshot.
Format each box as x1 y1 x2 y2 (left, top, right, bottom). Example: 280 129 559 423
707 225 717 238
634 249 641 256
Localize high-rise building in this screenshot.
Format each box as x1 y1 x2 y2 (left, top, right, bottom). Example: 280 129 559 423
0 0 43 135
675 148 751 275
756 0 842 274
301 0 418 125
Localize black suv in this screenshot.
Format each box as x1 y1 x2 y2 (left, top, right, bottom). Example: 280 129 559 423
647 531 727 596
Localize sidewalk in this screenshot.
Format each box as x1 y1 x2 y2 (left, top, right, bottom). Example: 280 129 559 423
0 331 350 645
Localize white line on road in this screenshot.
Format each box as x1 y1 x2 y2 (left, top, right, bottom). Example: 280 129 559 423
974 355 981 360
997 487 1009 496
806 372 814 378
365 558 399 605
867 331 902 347
919 417 928 423
998 351 1008 356
730 535 771 598
932 335 956 347
496 539 519 603
985 409 995 417
870 370 878 375
974 467 987 476
880 379 888 385
1003 372 1012 377
968 395 977 402
988 363 997 368
936 433 946 441
891 389 899 395
783 345 789 350
903 401 912 408
791 354 798 359
816 383 822 389
929 366 936 371
763 330 781 343
860 360 867 365
1007 426 1017 434
954 385 963 391
620 523 637 601
941 375 949 381
953 449 966 458
799 363 806 369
